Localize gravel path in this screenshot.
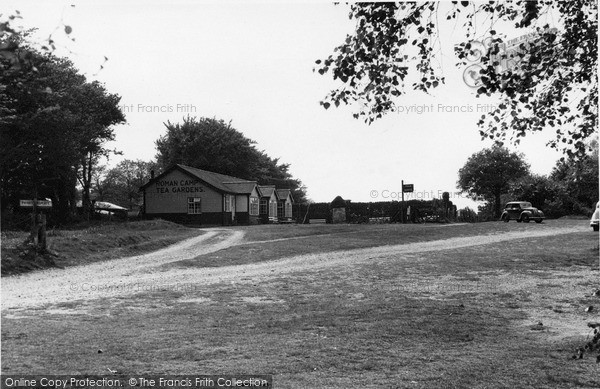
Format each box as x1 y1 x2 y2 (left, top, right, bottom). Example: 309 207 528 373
1 228 244 310
1 224 586 310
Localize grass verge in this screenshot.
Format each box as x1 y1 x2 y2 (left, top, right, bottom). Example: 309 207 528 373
1 219 201 276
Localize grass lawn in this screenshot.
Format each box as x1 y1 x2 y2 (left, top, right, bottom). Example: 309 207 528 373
164 219 594 270
1 219 201 275
2 220 599 388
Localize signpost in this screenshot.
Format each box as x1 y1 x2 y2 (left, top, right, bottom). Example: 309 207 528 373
401 181 414 223
20 198 52 250
19 199 52 208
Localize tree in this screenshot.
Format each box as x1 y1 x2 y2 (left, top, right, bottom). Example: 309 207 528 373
316 2 597 157
99 159 157 209
505 138 598 218
155 117 307 202
91 164 108 201
548 139 599 214
1 11 79 116
71 81 125 219
457 146 530 218
0 50 125 224
509 173 560 211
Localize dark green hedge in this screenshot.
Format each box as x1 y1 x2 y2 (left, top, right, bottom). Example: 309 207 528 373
293 199 456 223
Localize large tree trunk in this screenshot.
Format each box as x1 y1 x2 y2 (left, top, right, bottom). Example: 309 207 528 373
69 169 78 217
80 152 94 221
494 192 502 219
54 178 69 225
55 171 77 225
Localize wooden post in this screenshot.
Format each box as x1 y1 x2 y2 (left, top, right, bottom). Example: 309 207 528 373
37 213 47 251
401 180 405 224
29 212 38 244
29 188 39 243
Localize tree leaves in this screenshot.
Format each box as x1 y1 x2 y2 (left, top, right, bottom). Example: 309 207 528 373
99 159 157 209
313 3 448 123
457 146 530 217
315 1 598 157
155 117 307 202
1 52 125 220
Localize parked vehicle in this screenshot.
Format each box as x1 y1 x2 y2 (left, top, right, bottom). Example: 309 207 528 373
500 201 545 223
590 201 599 231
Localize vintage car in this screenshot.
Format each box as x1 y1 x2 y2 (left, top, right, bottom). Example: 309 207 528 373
500 201 545 223
590 201 599 231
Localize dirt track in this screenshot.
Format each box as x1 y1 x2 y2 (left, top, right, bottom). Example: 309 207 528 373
1 224 588 311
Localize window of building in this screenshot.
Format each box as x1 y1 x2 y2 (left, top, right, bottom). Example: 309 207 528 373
250 197 259 216
269 200 277 217
224 195 231 212
277 202 284 218
187 197 201 214
286 202 292 218
260 199 268 215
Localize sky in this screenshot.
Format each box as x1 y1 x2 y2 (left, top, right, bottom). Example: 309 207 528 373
4 0 565 208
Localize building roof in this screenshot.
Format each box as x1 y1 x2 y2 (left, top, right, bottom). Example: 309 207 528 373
276 189 294 203
95 201 128 211
76 200 128 211
257 185 278 199
141 164 257 194
331 195 347 208
223 181 258 194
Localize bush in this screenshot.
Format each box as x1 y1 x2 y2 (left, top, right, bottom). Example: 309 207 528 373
457 207 479 223
296 200 457 223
